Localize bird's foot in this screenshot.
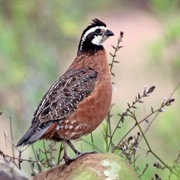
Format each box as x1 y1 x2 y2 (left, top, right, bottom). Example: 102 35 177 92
64 151 97 164
76 151 97 158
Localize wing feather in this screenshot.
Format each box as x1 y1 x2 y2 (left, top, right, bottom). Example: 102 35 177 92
17 67 98 146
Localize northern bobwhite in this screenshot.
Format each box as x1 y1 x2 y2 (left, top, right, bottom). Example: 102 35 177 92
17 18 114 164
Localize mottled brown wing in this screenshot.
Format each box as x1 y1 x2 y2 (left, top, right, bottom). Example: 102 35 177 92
17 67 98 146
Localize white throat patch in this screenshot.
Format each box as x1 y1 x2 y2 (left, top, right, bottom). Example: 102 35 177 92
80 26 107 50
91 34 108 46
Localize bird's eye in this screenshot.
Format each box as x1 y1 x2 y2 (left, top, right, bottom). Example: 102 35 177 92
95 28 101 34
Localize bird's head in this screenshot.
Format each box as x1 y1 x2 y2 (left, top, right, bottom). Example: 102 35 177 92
78 18 114 54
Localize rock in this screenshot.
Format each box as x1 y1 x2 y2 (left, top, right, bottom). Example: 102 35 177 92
32 153 138 180
0 159 29 180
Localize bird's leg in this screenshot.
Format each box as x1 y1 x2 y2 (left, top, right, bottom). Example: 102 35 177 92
63 140 98 164
67 140 97 158
67 140 81 155
63 140 74 164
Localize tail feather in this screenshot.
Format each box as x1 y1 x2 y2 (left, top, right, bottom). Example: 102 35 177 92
16 126 50 147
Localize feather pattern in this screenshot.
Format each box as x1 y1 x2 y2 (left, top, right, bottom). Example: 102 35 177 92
17 67 98 146
17 18 114 151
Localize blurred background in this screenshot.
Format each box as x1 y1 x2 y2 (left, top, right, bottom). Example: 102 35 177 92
0 0 180 178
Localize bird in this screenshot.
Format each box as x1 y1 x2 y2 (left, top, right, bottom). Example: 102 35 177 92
17 18 114 164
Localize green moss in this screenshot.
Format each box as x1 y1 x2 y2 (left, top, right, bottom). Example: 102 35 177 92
67 153 138 180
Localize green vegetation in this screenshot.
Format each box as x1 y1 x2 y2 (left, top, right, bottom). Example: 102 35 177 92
0 1 180 179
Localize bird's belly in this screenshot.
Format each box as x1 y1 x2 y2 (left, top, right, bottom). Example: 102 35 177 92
56 80 112 140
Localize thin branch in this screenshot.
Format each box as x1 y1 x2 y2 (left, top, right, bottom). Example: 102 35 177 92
9 115 15 160
0 149 38 164
90 132 95 151
57 142 63 165
109 86 156 150
109 31 124 73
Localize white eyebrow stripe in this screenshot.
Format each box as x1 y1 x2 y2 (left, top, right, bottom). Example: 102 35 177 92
80 26 107 50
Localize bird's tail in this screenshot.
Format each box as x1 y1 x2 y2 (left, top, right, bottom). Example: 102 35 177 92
16 125 49 147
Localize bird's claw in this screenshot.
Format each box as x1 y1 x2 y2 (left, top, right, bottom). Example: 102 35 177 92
64 151 97 164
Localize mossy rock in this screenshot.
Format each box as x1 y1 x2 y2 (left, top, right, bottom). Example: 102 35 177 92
33 153 138 180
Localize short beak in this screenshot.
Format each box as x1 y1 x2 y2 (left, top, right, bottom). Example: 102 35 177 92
105 29 114 36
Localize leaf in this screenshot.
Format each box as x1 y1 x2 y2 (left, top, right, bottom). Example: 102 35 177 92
111 72 115 76
109 52 114 57
147 86 156 94
118 113 122 117
117 45 123 50
111 45 116 50
132 106 137 109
